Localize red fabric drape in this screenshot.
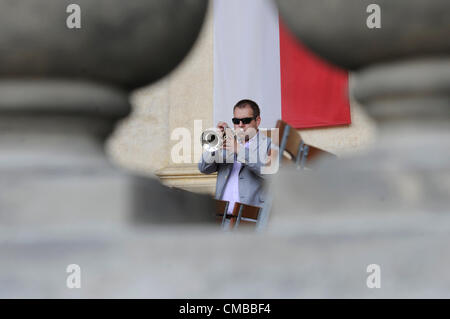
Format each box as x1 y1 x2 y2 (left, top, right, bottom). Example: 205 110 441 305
279 22 351 128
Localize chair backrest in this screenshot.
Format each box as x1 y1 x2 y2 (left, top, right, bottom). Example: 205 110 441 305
228 202 261 230
215 199 229 225
275 120 336 169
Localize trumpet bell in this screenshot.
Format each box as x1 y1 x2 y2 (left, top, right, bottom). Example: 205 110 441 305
200 128 243 152
201 129 223 152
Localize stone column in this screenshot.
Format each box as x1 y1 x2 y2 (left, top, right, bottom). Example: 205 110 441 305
158 4 216 194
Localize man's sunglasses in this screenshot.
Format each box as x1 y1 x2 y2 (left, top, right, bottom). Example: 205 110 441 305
232 117 256 125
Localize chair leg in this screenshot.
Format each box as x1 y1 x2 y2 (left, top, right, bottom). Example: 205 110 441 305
279 125 290 164
256 196 273 232
234 204 245 230
221 202 229 229
300 145 309 170
295 141 304 169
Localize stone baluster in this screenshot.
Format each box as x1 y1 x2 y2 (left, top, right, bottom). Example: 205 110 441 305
0 0 215 228
270 0 450 222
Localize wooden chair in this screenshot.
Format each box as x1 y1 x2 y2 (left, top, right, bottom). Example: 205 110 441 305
227 202 261 230
275 120 336 169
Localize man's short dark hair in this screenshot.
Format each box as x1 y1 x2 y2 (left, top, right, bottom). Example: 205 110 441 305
233 99 260 118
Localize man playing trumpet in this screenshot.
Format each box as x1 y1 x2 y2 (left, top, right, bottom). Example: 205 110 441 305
198 99 274 217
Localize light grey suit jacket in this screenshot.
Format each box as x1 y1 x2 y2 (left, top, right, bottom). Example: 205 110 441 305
198 132 271 208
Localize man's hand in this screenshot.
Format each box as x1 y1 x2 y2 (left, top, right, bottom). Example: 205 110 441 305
235 127 246 143
223 135 238 154
217 121 229 133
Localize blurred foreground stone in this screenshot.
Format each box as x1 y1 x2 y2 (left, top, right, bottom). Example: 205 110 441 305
2 217 450 298
0 1 214 226
266 0 450 297
276 0 450 69
0 0 208 88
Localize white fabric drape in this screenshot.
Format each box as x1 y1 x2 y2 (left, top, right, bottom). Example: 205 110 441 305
213 0 282 129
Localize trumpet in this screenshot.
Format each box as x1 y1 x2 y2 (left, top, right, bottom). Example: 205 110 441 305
201 128 244 152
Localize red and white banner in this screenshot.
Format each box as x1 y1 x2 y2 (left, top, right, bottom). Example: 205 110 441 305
213 0 351 129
